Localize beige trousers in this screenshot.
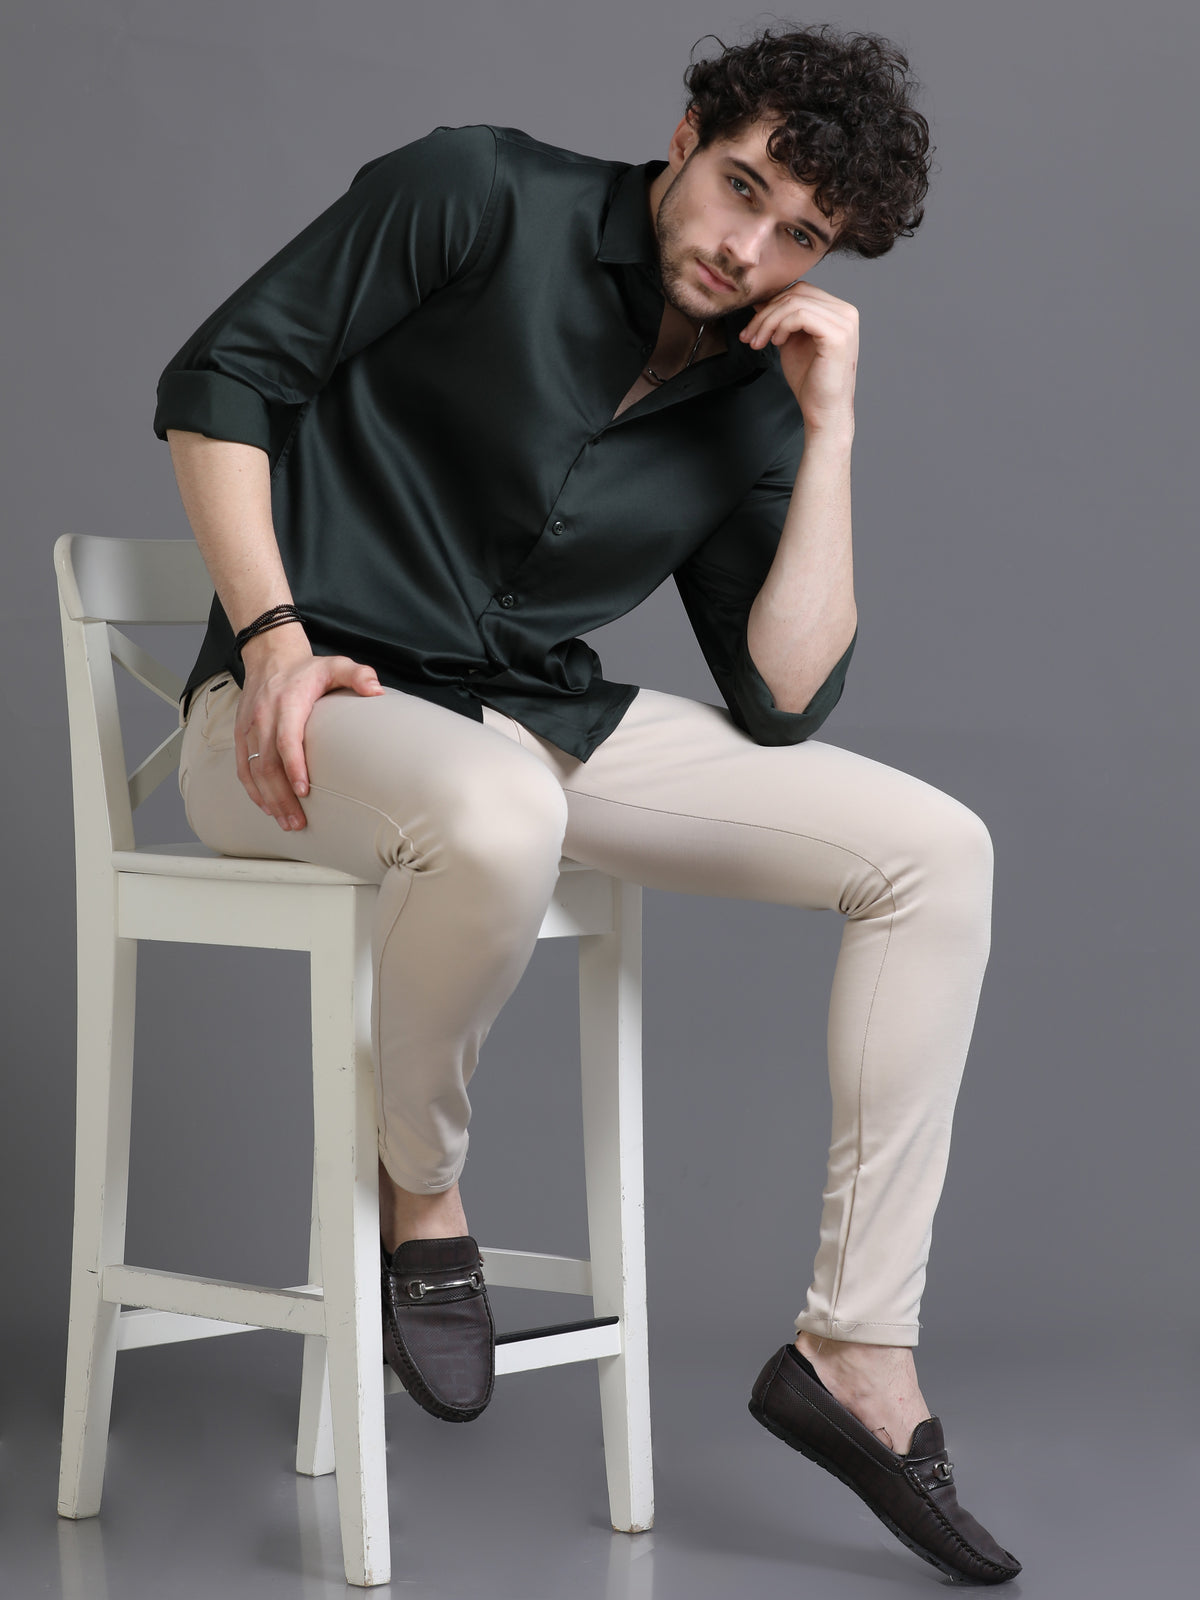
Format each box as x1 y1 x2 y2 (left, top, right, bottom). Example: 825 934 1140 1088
179 674 993 1346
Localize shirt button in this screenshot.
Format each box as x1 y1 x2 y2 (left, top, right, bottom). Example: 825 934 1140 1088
551 519 566 535
498 593 517 608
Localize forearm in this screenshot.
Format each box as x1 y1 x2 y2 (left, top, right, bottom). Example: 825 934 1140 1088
165 429 382 827
745 425 858 713
165 430 307 654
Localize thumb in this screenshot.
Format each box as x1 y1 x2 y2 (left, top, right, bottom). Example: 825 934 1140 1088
352 663 384 696
324 655 384 695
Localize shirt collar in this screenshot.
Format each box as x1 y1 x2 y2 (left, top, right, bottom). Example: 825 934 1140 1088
597 160 666 267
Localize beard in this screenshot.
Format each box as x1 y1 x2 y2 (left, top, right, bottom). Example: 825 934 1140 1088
653 164 754 321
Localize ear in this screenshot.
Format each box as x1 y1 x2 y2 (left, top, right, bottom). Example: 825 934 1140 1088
666 107 701 172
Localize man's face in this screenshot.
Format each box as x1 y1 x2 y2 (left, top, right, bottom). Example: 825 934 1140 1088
653 116 839 321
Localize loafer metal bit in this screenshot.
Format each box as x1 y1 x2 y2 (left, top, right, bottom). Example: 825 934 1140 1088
381 1235 495 1423
749 1343 1021 1585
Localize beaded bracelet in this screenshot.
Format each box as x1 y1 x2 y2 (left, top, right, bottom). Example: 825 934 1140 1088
233 604 305 660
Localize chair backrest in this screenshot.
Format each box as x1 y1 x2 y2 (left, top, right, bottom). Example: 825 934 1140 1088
54 535 215 863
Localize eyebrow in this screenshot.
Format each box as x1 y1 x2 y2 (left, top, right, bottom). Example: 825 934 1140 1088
727 158 833 250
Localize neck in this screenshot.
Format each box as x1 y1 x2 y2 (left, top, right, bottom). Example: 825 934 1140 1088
662 303 706 348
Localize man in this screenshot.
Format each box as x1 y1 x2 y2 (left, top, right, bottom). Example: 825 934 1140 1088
155 25 1021 1585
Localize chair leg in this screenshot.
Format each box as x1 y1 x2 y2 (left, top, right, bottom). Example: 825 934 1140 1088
309 891 390 1587
58 930 137 1519
579 880 654 1533
296 1159 335 1477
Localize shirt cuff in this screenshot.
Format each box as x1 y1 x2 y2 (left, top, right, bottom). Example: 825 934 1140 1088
728 624 857 746
153 368 274 451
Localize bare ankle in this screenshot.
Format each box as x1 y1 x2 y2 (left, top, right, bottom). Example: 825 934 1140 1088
378 1161 469 1253
795 1331 913 1376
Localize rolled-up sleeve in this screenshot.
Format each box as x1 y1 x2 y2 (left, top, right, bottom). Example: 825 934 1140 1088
153 124 498 452
673 428 857 746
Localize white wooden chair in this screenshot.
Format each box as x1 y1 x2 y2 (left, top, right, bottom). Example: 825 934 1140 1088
53 533 653 1587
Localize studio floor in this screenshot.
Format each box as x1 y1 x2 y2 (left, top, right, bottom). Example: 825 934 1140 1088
2 1327 1194 1599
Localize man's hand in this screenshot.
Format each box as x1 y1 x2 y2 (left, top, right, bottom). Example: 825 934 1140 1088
740 281 858 438
235 630 384 830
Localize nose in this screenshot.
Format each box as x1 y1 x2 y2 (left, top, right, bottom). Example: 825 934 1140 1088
720 215 772 273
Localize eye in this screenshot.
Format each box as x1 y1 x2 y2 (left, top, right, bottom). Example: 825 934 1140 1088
728 175 752 197
788 227 813 249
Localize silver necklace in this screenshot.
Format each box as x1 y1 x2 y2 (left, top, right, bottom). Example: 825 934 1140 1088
642 320 707 387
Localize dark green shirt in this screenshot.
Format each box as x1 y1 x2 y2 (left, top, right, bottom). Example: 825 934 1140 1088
154 123 856 759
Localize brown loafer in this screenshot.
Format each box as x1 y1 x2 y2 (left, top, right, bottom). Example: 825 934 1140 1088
381 1235 495 1423
749 1343 1021 1585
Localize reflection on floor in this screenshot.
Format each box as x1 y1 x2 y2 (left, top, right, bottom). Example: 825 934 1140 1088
4 1330 1196 1599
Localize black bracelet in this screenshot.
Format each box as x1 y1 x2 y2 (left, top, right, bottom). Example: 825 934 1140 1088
233 604 305 660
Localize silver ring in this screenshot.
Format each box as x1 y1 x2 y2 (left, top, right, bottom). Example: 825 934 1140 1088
247 752 261 762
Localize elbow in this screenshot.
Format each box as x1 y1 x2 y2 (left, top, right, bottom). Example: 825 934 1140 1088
757 614 858 716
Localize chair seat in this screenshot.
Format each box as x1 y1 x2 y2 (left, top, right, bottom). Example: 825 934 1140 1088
112 842 591 886
112 842 374 886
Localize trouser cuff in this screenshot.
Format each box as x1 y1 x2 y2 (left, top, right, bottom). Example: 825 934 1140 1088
793 1312 921 1348
377 1137 468 1197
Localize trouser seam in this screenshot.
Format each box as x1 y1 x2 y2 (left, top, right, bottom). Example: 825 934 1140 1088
305 780 416 865
828 884 895 1322
564 789 903 892
372 863 417 1173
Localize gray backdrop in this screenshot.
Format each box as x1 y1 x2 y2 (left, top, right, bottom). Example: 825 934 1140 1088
3 0 1197 1398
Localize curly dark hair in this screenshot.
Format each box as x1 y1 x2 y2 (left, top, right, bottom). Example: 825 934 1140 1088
684 24 932 258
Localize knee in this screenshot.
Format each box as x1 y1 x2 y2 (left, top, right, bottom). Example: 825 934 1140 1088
432 763 568 886
948 802 993 877
922 799 994 910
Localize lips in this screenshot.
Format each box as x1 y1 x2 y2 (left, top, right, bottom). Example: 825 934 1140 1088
696 259 737 293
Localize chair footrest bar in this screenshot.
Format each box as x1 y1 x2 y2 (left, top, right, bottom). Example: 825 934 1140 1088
104 1265 324 1337
382 1317 622 1396
116 1284 323 1351
476 1246 592 1295
495 1315 622 1374
495 1314 619 1345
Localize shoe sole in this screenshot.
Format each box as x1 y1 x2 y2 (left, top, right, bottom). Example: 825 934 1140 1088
748 1396 976 1585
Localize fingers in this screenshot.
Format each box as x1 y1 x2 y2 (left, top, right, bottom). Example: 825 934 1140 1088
232 654 384 832
274 691 313 801
239 715 307 830
741 284 858 351
234 729 257 799
743 299 853 352
236 683 311 830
